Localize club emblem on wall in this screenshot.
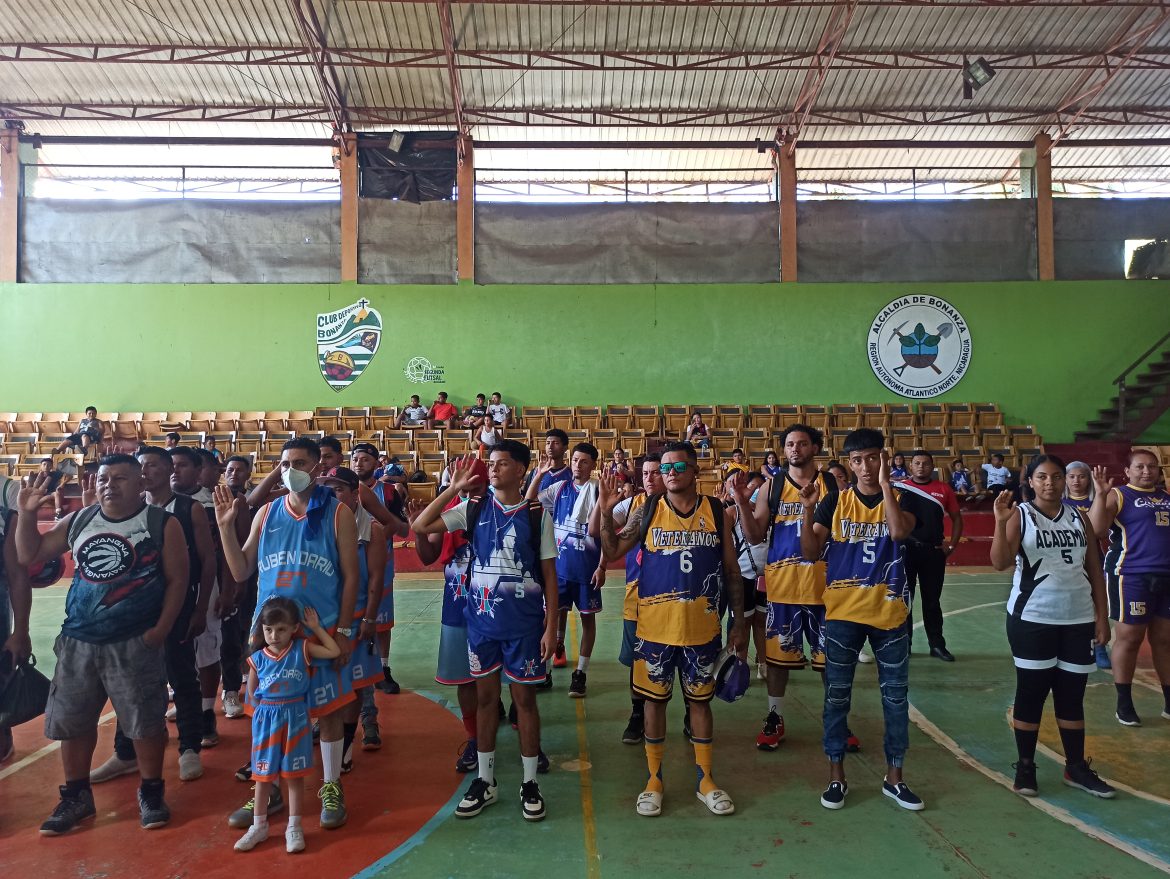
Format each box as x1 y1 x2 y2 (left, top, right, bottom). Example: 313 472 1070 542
867 296 972 398
317 298 382 392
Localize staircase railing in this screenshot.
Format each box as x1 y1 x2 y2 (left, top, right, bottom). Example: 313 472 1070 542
1115 329 1170 434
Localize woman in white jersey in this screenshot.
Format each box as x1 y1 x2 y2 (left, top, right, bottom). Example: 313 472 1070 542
990 455 1114 800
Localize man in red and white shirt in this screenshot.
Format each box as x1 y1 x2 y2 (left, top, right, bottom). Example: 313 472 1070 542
900 450 964 662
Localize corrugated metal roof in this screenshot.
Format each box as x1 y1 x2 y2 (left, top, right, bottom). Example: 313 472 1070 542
2 0 1168 183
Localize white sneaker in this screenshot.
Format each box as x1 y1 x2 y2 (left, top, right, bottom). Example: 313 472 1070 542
178 749 204 781
223 691 244 719
285 826 305 853
234 823 269 852
90 753 138 784
166 704 178 721
756 662 766 681
858 649 874 664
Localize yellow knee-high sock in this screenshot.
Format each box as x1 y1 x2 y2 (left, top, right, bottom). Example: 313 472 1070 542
693 738 717 796
644 737 665 794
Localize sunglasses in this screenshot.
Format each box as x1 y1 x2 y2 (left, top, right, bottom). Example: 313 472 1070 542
658 462 690 475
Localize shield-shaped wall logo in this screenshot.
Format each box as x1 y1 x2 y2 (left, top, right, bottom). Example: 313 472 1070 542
317 298 382 393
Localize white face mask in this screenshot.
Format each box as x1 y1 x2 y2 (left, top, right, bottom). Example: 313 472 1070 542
282 466 313 494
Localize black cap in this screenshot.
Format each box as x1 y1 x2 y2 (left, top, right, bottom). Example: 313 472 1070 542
351 442 379 459
320 466 360 489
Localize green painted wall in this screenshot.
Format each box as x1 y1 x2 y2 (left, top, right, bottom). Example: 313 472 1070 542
1 280 1167 443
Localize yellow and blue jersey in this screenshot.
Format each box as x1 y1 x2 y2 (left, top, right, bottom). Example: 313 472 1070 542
764 472 834 606
620 493 649 622
818 487 909 630
637 495 724 647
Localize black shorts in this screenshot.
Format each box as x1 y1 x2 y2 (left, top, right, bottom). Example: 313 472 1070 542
1005 616 1094 675
717 574 757 619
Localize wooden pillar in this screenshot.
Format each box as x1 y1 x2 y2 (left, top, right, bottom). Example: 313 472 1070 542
1034 132 1055 281
339 132 358 282
0 129 19 283
457 138 475 283
776 145 798 282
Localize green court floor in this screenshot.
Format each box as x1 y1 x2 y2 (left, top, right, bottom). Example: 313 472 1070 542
21 572 1170 879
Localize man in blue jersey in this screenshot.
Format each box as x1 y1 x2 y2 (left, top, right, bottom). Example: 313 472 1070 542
1088 450 1170 726
215 437 360 831
412 441 559 822
528 441 604 697
17 455 189 834
799 429 928 812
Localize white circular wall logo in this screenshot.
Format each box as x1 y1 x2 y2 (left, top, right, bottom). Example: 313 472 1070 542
868 295 972 398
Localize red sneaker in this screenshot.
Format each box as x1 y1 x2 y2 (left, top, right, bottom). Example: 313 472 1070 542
756 710 785 751
552 642 567 669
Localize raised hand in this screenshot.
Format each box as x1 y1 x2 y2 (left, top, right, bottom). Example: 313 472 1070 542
598 469 622 512
798 478 821 511
878 449 892 486
302 605 321 632
992 488 1017 523
17 473 49 513
80 473 98 507
449 454 485 494
212 484 239 529
726 470 751 504
1091 465 1113 496
405 497 428 524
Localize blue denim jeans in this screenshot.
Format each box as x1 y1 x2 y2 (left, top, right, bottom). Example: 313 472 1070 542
822 619 910 767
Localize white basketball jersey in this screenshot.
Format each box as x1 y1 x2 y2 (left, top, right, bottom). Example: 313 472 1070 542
1007 503 1095 625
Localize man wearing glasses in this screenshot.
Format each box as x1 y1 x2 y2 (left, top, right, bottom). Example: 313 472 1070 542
600 441 747 818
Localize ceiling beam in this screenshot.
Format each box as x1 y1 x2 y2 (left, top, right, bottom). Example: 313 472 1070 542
7 43 1170 72
6 101 1170 127
354 0 1169 7
435 0 469 156
1048 6 1170 148
287 0 350 135
779 0 859 152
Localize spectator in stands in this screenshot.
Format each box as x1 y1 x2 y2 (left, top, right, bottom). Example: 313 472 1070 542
949 459 978 502
164 433 181 450
761 450 782 479
889 452 908 481
429 392 459 429
202 436 225 466
463 394 489 429
397 395 430 428
982 453 1012 498
722 449 749 479
379 455 407 487
56 406 106 454
609 448 632 483
487 392 511 429
685 412 710 448
826 460 850 492
36 458 71 520
478 419 500 453
317 436 344 474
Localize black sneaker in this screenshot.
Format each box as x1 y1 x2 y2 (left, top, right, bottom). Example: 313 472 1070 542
312 720 321 742
455 740 478 774
568 670 587 698
1116 703 1142 727
820 780 848 810
200 709 219 748
497 699 507 721
455 777 498 818
520 780 546 821
341 757 354 774
882 778 925 811
138 782 172 829
39 786 97 835
508 701 518 730
537 673 553 691
362 720 382 751
622 713 645 745
1064 759 1116 799
375 668 401 695
234 761 253 782
537 749 550 775
1012 760 1038 797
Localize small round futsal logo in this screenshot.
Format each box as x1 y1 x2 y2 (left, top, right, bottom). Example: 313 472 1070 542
868 295 972 398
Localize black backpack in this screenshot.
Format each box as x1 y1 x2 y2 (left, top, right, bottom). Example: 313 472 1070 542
461 496 546 587
68 503 169 555
766 469 837 535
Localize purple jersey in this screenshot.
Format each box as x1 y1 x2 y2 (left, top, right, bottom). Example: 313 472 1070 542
1106 485 1170 576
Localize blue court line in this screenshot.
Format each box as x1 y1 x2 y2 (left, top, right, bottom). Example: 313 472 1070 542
350 689 466 879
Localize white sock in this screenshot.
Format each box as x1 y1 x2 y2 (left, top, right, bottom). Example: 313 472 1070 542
577 655 591 672
253 814 268 828
768 695 785 716
202 697 215 711
522 754 539 784
478 750 496 784
320 739 343 783
286 815 301 830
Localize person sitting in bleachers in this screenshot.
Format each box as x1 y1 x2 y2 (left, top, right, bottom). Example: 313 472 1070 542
685 412 710 448
55 406 106 454
396 395 430 428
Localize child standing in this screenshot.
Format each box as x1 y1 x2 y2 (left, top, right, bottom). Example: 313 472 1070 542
236 599 341 854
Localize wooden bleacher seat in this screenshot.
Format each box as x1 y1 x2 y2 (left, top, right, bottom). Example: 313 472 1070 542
383 430 413 455
34 433 68 454
406 480 438 503
340 407 369 432
742 428 768 454
39 412 68 432
747 405 775 429
235 411 263 432
716 405 744 430
418 451 448 479
262 412 289 433
445 430 474 455
710 429 740 453
503 429 532 445
17 454 44 477
520 407 548 433
547 407 574 431
369 407 397 432
860 404 888 430
12 413 41 433
2 433 38 455
775 405 801 422
606 406 633 431
662 406 689 437
314 407 341 433
632 406 659 435
413 430 444 454
575 406 603 430
592 429 618 456
918 404 947 429
285 411 314 433
566 429 591 447
0 453 17 475
234 431 264 455
619 429 646 457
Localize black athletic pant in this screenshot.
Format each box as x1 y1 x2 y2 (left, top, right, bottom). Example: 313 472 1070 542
904 542 947 650
115 606 202 759
220 609 244 693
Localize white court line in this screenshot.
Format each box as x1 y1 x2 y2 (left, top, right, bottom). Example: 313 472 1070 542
0 710 117 782
910 598 1170 875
